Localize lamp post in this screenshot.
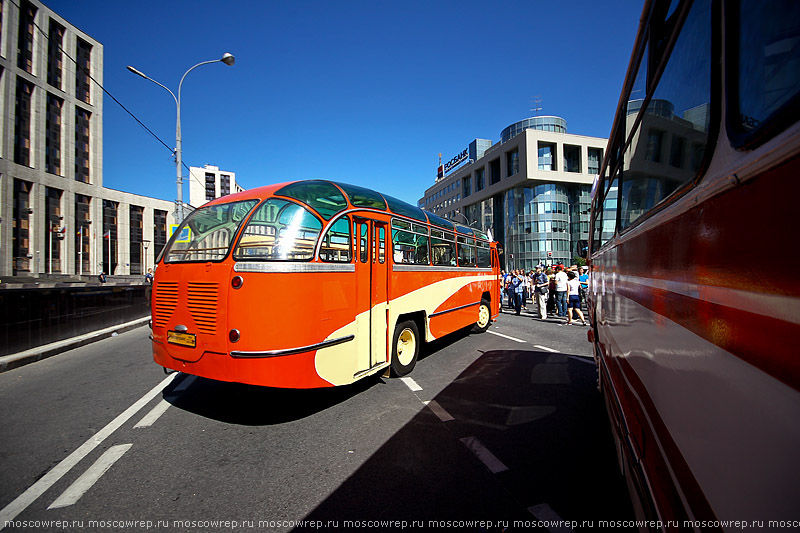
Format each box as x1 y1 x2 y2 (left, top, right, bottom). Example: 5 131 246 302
453 210 478 228
127 53 235 223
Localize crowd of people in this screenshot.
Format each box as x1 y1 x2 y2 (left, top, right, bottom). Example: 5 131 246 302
501 264 589 326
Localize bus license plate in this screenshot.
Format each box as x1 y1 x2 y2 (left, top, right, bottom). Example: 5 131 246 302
168 331 196 348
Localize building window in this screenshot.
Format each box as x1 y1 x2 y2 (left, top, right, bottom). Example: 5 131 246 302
17 1 36 73
564 144 581 173
645 129 664 163
14 77 34 166
506 149 519 177
475 168 485 191
130 206 144 275
76 39 92 104
205 173 216 200
75 194 91 275
463 176 471 197
46 93 63 175
588 148 603 175
46 187 64 274
490 159 501 185
538 142 557 171
221 174 230 196
75 108 91 183
47 20 65 90
102 200 118 275
13 179 33 273
670 136 686 168
154 210 167 259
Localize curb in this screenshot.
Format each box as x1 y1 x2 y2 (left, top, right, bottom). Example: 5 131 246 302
0 317 151 374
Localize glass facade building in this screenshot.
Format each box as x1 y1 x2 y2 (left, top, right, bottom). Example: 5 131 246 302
420 116 606 270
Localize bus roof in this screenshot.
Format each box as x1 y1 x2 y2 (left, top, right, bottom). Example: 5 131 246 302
205 179 489 240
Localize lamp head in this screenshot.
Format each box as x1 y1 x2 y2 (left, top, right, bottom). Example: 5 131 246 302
221 53 235 66
127 65 147 78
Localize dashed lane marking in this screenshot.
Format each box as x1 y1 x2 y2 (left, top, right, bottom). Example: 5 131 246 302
48 444 133 509
423 400 455 422
460 436 509 473
487 330 526 343
534 344 559 352
0 372 178 529
400 376 423 392
134 399 171 429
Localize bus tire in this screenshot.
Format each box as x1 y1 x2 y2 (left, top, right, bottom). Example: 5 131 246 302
472 299 492 333
391 320 419 377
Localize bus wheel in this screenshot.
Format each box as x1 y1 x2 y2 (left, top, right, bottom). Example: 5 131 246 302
472 299 491 333
391 320 419 377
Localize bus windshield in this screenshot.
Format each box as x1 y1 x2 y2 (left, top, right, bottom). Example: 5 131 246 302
165 200 259 263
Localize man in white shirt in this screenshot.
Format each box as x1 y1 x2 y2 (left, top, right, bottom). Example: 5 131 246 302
554 265 569 318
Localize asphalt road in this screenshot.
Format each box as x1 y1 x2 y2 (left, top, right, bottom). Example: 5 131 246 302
0 307 633 532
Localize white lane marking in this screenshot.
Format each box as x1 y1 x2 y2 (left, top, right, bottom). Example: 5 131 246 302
134 399 171 428
48 444 133 509
400 377 423 392
528 504 574 533
488 330 526 343
0 372 177 528
423 400 455 422
534 344 559 353
460 436 508 473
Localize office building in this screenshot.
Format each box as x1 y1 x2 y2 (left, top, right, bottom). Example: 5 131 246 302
188 164 242 208
0 0 176 278
420 116 607 270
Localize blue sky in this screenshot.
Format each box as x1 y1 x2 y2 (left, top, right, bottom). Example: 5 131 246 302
45 0 642 206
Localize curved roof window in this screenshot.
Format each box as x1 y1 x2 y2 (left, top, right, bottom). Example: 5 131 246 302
275 181 347 221
383 193 428 223
425 211 455 231
333 182 387 210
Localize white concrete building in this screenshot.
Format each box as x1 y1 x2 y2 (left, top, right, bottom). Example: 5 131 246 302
188 164 242 208
0 0 176 278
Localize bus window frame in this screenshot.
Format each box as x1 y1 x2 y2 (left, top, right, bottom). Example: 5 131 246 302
724 0 800 150
592 0 721 249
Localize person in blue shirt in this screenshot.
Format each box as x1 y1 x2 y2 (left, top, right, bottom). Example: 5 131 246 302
579 266 589 309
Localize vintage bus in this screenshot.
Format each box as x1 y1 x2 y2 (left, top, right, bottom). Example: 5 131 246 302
151 180 500 388
587 0 800 528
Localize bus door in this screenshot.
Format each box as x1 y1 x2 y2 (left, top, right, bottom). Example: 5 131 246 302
354 218 389 373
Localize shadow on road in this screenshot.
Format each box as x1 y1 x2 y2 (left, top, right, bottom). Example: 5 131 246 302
290 348 633 530
162 372 382 425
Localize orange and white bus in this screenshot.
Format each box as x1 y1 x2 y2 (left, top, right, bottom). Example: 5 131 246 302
588 0 799 527
151 180 500 388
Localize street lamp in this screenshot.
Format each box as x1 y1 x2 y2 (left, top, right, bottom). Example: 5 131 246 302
127 53 235 223
453 210 478 228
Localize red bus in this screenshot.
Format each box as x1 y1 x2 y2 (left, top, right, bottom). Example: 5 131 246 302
588 0 800 527
151 180 500 388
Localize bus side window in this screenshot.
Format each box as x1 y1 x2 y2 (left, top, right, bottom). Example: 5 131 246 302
320 217 351 263
620 0 712 230
729 0 800 146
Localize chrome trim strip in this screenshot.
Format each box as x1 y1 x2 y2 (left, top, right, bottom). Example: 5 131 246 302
393 265 493 273
429 301 480 318
230 334 355 358
234 262 355 273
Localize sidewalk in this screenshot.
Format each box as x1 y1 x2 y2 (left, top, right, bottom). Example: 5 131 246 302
0 317 150 374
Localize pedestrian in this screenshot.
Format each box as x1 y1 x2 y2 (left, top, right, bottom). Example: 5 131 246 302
533 267 549 319
579 266 589 307
546 267 556 315
145 268 154 284
98 272 107 283
510 270 525 315
554 265 569 318
565 270 587 325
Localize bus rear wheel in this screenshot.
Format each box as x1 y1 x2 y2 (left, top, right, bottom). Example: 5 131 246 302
472 299 491 333
391 320 419 377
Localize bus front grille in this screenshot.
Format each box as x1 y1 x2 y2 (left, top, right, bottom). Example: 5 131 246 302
154 282 179 328
187 282 219 334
